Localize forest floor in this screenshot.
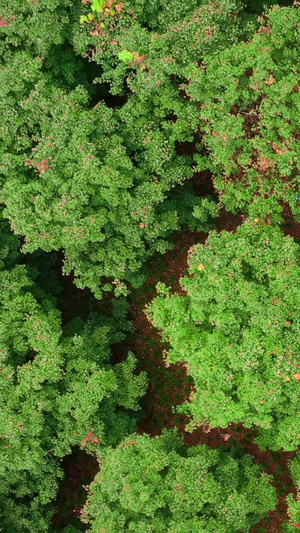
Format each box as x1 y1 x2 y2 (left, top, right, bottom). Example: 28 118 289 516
53 201 300 532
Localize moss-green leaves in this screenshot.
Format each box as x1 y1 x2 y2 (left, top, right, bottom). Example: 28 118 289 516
118 49 133 62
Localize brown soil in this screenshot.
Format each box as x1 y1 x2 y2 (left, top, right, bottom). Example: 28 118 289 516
249 447 296 533
52 448 98 531
282 202 300 243
192 169 217 199
129 227 206 434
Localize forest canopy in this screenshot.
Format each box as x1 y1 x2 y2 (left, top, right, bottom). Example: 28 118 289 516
1 0 300 532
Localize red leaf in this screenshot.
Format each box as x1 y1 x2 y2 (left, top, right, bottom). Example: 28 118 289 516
0 18 8 26
272 143 286 155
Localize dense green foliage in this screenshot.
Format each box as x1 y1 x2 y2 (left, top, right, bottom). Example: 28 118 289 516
1 0 227 298
80 0 300 218
184 5 300 217
2 1 299 297
82 431 277 532
1 0 300 530
0 216 146 531
149 218 300 450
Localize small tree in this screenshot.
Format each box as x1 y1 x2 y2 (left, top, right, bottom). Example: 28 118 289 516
82 430 277 532
149 221 300 450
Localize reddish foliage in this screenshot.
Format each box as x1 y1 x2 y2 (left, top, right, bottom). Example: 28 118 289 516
272 143 286 155
115 3 124 14
25 157 51 173
260 26 272 34
81 432 99 447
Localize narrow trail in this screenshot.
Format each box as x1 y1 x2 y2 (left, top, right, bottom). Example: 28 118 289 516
52 449 98 531
131 228 205 435
249 446 296 533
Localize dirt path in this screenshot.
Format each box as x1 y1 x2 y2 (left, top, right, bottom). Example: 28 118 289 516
282 202 300 242
52 449 98 531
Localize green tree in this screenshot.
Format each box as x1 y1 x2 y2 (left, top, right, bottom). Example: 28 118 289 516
0 215 147 531
0 0 82 57
148 220 300 450
82 430 277 532
1 0 259 298
182 5 300 219
0 50 213 298
78 2 300 223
